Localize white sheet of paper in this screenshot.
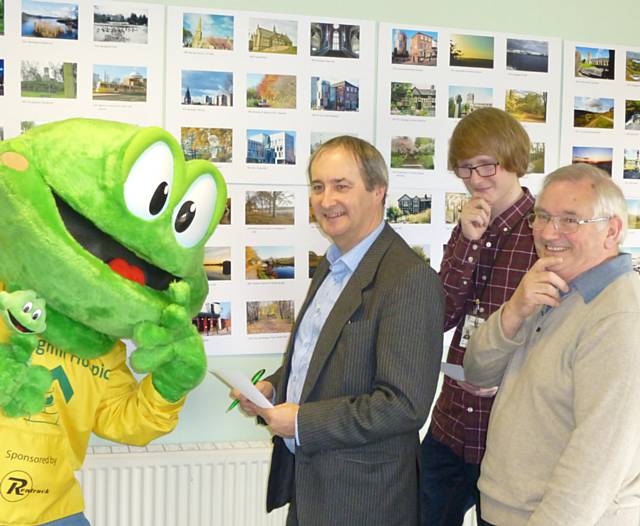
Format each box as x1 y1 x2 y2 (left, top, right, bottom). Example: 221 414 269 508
210 369 274 409
441 362 465 382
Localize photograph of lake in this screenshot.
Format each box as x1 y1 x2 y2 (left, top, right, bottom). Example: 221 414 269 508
507 38 549 72
22 0 78 40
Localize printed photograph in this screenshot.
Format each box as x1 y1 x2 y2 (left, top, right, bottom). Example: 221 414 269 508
245 191 295 225
624 247 640 274
386 191 432 224
22 0 78 40
445 192 471 224
625 99 640 130
411 245 431 267
528 142 545 174
311 76 359 111
627 200 640 229
93 5 148 44
448 85 493 118
194 301 231 336
246 300 294 335
248 18 297 55
220 197 231 225
450 34 494 69
1 0 4 35
183 13 233 50
21 120 46 134
310 23 359 58
21 60 77 98
624 149 640 179
572 146 613 175
0 59 3 96
181 127 232 163
247 129 296 165
390 82 435 117
506 38 549 73
93 65 147 102
246 246 294 280
627 51 640 82
310 131 357 154
182 70 232 106
0 128 3 140
309 250 323 278
573 97 614 129
391 136 435 170
575 46 615 80
247 73 296 109
392 29 437 66
505 89 547 123
204 247 231 281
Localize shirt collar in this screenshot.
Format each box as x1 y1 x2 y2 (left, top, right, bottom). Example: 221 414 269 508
326 220 385 273
571 253 632 303
489 187 534 234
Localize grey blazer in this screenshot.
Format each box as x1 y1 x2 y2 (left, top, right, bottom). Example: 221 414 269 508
266 224 445 526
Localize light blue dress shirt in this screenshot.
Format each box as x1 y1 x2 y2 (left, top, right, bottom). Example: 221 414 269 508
284 220 385 453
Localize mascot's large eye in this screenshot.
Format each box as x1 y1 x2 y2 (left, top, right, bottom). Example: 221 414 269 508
124 142 174 220
22 302 33 313
172 174 217 248
32 309 43 321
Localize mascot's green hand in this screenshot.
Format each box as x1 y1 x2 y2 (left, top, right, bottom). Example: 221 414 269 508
130 292 206 403
0 290 52 416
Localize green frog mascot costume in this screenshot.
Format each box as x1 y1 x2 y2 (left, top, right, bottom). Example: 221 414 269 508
0 118 227 525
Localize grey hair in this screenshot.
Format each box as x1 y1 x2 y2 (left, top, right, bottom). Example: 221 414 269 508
537 163 627 244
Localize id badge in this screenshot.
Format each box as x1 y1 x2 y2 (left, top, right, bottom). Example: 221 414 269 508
459 314 485 349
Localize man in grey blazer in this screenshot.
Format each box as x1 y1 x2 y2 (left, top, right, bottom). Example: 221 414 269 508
236 136 444 526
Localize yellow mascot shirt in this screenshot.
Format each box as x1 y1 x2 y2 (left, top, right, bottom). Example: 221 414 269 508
0 318 185 526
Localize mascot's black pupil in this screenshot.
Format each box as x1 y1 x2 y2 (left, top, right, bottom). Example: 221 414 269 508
175 201 196 233
149 182 169 215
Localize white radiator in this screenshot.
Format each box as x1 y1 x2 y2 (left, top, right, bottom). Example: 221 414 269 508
79 440 477 526
79 440 288 526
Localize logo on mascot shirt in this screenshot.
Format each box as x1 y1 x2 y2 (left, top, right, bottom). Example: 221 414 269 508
0 470 49 502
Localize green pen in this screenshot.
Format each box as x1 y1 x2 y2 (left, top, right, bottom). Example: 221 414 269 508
226 368 266 413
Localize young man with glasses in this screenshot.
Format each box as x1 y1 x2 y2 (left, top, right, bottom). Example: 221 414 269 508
421 107 537 525
464 164 640 525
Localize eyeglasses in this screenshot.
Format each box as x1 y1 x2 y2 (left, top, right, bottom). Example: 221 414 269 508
527 212 610 234
454 161 499 180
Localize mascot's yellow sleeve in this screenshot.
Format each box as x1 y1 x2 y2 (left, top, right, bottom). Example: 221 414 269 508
0 318 185 525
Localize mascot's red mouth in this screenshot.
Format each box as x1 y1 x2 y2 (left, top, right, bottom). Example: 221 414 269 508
8 311 33 334
108 258 146 286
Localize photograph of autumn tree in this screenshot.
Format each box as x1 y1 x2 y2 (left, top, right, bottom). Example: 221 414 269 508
627 51 640 82
204 247 231 280
183 13 233 49
246 300 294 334
391 136 435 170
572 146 613 175
575 46 615 80
529 142 545 174
573 97 614 129
181 127 232 163
247 73 296 109
450 34 494 69
246 246 294 280
245 191 294 225
505 89 547 123
626 99 640 130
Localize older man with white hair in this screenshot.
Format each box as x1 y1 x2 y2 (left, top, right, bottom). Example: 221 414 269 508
464 163 640 525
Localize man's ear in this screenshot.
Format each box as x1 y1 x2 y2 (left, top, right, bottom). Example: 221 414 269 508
604 216 623 249
373 184 387 204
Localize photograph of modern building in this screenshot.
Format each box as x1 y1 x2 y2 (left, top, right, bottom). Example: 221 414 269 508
246 129 296 164
572 146 613 175
21 60 77 98
182 13 233 49
626 99 640 130
573 97 614 128
93 5 148 43
248 18 297 54
392 29 437 66
390 136 435 170
247 73 296 109
310 76 359 111
507 38 549 72
575 46 615 79
22 0 78 40
181 127 233 163
450 33 494 68
624 149 640 179
310 23 359 58
448 85 493 118
182 70 233 106
92 65 147 102
390 82 435 117
627 51 640 82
